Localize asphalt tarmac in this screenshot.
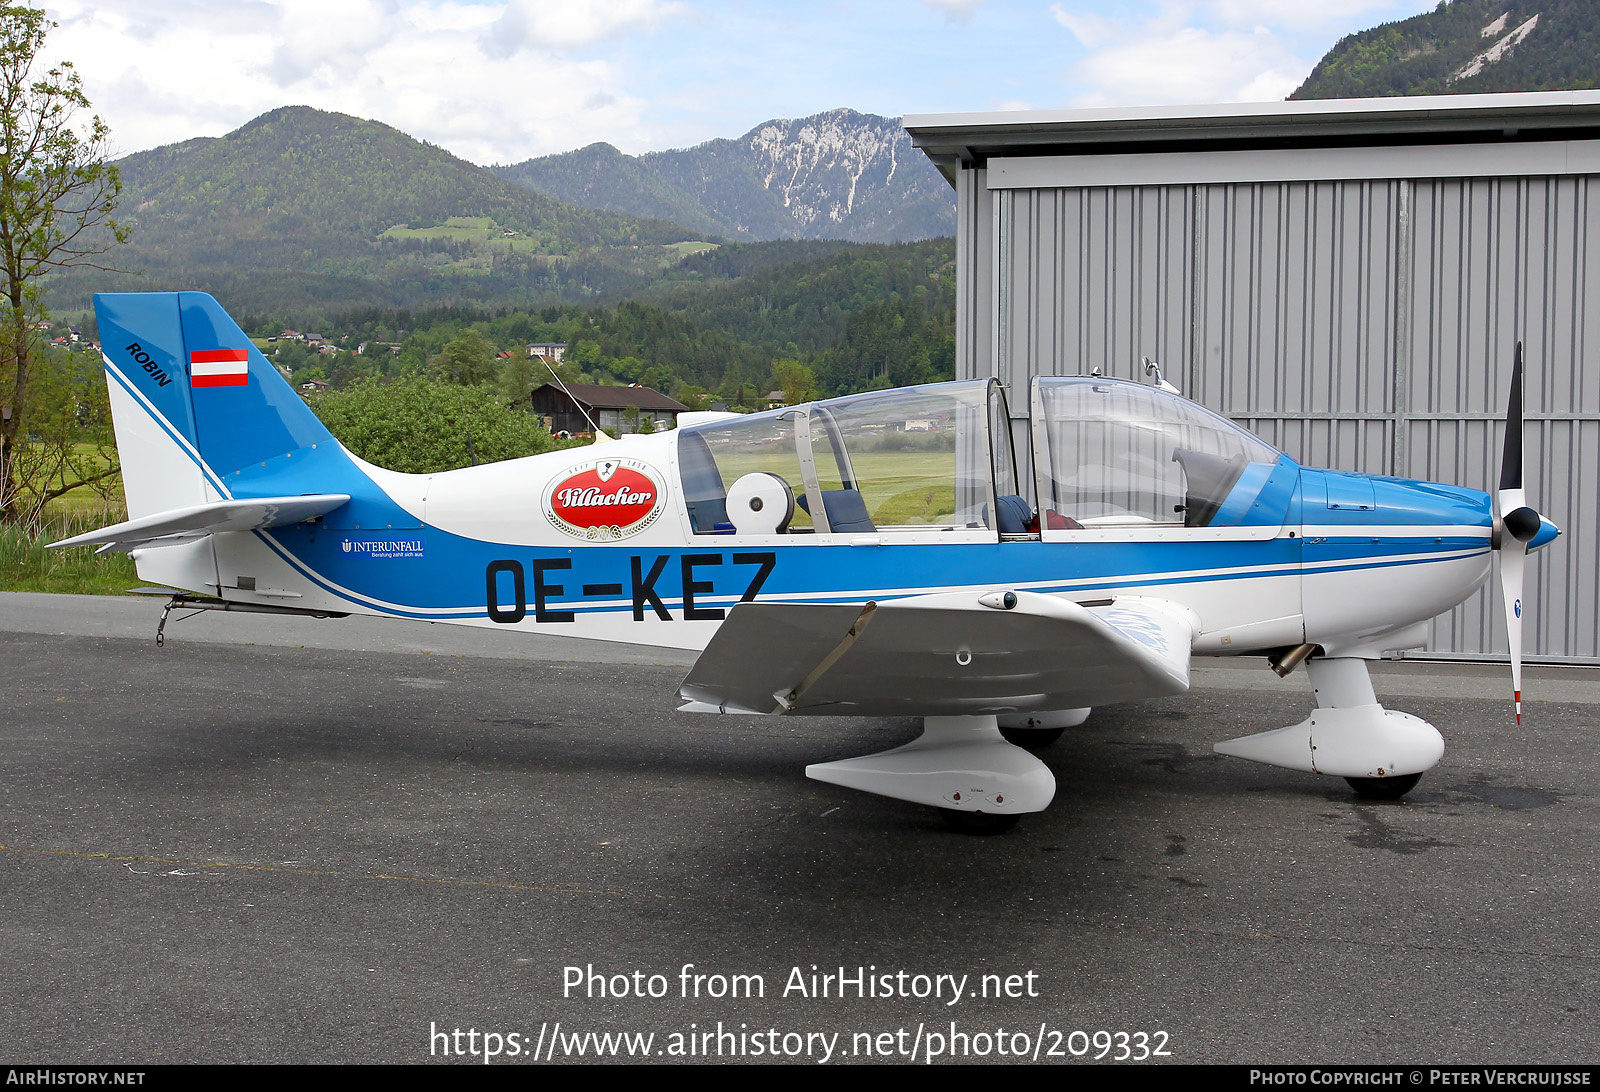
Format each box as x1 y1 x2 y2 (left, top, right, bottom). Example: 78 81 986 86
2 593 1596 1065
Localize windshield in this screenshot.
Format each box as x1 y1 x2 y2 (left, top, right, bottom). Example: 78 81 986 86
1033 377 1284 529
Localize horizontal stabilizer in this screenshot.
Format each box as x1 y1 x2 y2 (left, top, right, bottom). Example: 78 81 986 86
679 590 1195 718
49 494 350 553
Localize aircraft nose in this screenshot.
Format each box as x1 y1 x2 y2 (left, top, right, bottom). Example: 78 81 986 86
1530 515 1561 552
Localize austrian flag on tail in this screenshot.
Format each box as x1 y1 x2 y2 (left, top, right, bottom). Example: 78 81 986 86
189 348 250 388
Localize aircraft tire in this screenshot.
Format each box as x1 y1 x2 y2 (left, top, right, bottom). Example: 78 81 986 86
1344 773 1423 800
997 725 1067 749
938 809 1020 835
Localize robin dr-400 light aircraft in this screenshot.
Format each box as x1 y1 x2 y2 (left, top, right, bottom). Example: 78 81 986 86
58 291 1560 832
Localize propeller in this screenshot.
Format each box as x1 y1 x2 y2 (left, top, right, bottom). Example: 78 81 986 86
1495 343 1544 725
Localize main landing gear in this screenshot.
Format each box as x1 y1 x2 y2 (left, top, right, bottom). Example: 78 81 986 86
996 707 1091 750
805 714 1056 834
1345 772 1424 800
1214 656 1441 798
938 809 1020 834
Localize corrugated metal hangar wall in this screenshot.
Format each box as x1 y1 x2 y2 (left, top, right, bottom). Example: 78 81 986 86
907 95 1600 662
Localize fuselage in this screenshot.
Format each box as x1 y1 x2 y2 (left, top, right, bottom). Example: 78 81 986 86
90 298 1505 670
146 425 1499 663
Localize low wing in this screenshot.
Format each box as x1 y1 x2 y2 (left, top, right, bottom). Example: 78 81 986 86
679 590 1196 717
49 494 351 553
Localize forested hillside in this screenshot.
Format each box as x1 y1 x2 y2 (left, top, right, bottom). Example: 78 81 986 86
493 142 729 238
41 103 961 464
250 238 958 410
1293 0 1599 99
48 107 715 315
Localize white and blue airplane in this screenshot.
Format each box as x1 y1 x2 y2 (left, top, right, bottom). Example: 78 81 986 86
57 291 1559 831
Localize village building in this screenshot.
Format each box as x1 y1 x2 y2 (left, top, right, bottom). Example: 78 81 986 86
529 382 688 436
526 342 568 362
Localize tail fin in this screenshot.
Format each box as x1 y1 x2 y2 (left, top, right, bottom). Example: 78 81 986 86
96 291 340 516
87 292 406 595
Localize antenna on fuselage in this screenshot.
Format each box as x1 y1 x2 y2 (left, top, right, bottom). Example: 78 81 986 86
1143 357 1181 395
539 356 612 445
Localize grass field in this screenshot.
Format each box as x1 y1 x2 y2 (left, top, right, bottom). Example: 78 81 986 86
29 445 123 516
381 220 719 269
381 215 499 243
713 448 964 528
663 241 719 259
0 444 138 595
382 216 550 256
0 504 139 595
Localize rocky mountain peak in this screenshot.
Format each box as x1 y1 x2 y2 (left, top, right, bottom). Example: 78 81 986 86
494 108 953 243
742 109 910 227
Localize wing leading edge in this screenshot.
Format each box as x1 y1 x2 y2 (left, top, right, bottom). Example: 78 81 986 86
679 590 1196 717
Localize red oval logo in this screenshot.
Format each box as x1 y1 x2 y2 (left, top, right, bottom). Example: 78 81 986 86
545 460 665 539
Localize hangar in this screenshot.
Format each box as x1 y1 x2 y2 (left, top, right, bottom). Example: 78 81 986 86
905 92 1600 662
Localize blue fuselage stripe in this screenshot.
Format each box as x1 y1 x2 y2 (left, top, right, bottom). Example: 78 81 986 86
258 520 1488 622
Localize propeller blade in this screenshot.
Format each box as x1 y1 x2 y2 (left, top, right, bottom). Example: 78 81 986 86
1499 541 1526 726
1499 343 1524 493
1495 341 1535 725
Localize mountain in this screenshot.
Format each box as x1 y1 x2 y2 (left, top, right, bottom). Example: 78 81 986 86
50 106 713 316
492 108 955 244
1292 0 1600 99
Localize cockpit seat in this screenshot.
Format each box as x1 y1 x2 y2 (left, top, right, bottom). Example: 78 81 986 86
680 431 730 533
796 489 876 533
1172 448 1247 528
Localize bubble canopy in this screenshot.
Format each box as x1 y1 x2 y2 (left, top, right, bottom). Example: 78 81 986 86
1031 377 1290 532
677 381 1012 536
676 377 1294 539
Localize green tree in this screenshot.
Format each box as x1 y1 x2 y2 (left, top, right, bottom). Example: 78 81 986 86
618 405 656 435
4 344 118 524
769 358 817 405
311 376 562 473
0 6 126 523
497 353 535 403
272 340 313 373
430 328 497 386
673 381 708 410
551 357 583 384
569 339 602 370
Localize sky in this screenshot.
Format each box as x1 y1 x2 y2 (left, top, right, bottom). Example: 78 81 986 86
38 0 1440 166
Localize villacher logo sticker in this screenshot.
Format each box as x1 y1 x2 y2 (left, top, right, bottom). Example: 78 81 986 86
545 457 666 541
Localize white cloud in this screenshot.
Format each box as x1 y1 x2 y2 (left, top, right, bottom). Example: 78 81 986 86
1050 5 1118 47
40 0 683 163
922 0 984 21
1044 1 1431 106
266 0 404 87
486 0 684 56
1205 0 1416 31
32 0 1445 165
1071 23 1307 104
